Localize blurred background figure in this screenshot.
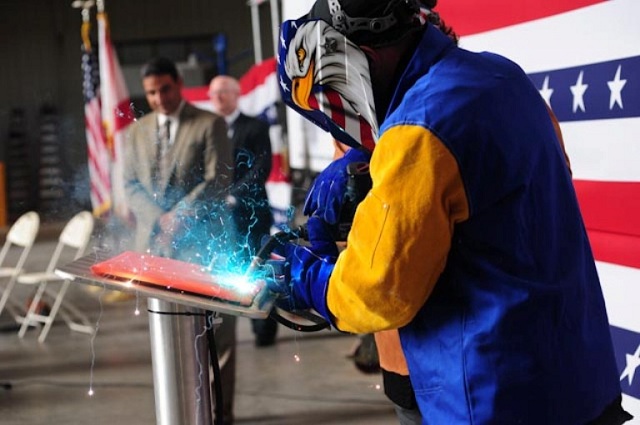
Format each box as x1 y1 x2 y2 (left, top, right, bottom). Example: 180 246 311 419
209 75 278 349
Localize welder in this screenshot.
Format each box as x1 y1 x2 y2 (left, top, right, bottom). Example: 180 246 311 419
268 0 633 423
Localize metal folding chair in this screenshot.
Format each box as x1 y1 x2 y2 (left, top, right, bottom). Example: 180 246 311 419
0 211 40 320
17 211 95 342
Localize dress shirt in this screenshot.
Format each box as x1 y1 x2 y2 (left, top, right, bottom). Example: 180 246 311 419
157 101 185 146
224 109 241 139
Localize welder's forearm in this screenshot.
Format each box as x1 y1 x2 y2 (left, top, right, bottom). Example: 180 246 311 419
326 126 469 334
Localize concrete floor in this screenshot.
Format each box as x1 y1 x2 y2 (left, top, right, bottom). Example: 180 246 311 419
0 235 397 425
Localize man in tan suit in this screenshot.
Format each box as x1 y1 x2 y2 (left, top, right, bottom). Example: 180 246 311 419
124 57 234 258
123 57 236 425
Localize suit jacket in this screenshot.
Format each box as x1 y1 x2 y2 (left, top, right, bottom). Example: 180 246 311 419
124 103 233 253
228 113 273 254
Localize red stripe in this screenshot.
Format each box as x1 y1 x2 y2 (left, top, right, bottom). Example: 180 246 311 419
359 115 375 152
182 86 210 103
308 93 319 110
85 100 111 204
85 129 109 181
86 139 109 186
587 229 640 269
114 99 134 131
574 180 640 268
324 90 346 130
90 180 108 206
436 0 605 36
267 154 291 183
85 105 104 147
574 180 640 238
239 57 277 95
85 124 110 182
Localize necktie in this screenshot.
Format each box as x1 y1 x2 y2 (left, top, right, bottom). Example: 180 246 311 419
156 119 171 185
227 119 235 139
164 119 171 148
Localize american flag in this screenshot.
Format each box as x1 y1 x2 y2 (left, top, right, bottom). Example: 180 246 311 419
97 10 133 219
451 0 640 418
81 26 111 217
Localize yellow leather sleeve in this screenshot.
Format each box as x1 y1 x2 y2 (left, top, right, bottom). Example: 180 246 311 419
327 125 469 334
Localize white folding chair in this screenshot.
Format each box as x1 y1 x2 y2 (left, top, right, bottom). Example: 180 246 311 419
0 211 40 320
18 211 95 342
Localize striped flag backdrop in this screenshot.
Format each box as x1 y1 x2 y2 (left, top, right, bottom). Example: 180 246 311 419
80 21 111 217
97 10 134 220
449 0 640 418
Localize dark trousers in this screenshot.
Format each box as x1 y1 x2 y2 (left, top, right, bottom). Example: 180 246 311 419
211 314 236 424
251 316 278 346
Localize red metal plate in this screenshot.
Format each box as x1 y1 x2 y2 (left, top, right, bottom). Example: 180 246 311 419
90 251 262 307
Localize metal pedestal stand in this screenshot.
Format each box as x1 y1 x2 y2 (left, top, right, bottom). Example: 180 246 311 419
56 251 275 425
148 298 212 425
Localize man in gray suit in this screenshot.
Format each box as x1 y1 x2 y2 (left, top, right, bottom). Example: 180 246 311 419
124 57 234 258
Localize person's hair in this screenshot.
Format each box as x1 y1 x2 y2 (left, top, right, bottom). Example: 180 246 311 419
421 0 458 44
140 57 180 81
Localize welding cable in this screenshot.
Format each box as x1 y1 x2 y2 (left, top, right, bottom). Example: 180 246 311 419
270 307 330 332
253 228 331 333
205 311 225 425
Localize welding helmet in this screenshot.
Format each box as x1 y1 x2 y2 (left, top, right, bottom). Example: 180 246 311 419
277 0 429 150
278 17 379 151
308 0 426 48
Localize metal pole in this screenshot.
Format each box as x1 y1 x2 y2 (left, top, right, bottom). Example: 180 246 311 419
148 298 213 425
269 0 280 60
250 1 263 63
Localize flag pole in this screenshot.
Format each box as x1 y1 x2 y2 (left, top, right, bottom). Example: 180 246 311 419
75 0 116 217
71 0 95 22
248 0 263 63
71 1 95 46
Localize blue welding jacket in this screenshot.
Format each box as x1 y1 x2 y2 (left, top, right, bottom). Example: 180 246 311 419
392 26 622 424
321 23 624 424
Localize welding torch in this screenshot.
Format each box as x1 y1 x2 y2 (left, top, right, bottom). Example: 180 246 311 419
246 161 372 332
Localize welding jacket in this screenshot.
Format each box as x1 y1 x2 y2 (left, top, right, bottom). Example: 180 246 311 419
320 24 622 424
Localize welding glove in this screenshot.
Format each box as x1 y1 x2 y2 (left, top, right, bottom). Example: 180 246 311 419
265 216 338 324
303 148 371 224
